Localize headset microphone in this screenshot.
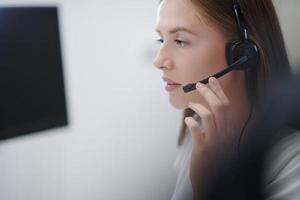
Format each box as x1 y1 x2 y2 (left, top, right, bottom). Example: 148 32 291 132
182 56 248 93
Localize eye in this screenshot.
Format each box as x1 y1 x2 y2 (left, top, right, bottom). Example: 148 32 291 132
174 39 188 47
156 38 164 44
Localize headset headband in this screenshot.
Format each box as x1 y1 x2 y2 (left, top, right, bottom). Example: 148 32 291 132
233 0 249 43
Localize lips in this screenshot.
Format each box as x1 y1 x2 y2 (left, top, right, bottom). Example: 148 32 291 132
162 77 181 85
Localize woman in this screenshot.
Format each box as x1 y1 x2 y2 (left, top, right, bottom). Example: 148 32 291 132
153 0 297 199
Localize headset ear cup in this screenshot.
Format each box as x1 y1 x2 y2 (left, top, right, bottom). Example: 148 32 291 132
242 41 260 70
226 42 236 66
226 41 243 66
226 41 259 70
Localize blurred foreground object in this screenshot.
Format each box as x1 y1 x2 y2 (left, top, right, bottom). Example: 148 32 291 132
200 72 300 200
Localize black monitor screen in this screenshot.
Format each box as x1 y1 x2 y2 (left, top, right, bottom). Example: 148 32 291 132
0 7 68 140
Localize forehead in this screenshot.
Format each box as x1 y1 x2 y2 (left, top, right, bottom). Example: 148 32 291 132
156 0 204 33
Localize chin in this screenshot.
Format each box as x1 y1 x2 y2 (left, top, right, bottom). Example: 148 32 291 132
169 97 187 110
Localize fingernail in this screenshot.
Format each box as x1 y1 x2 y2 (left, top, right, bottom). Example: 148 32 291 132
208 77 215 83
196 82 204 89
185 117 191 123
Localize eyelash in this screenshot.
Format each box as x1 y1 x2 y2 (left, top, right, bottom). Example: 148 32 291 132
156 38 189 47
156 39 163 43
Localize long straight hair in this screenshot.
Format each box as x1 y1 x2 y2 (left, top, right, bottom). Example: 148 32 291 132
174 0 291 146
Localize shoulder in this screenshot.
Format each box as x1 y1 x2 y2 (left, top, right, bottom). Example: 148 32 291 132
263 129 300 199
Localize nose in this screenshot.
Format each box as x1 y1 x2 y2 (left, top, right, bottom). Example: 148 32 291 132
153 46 173 70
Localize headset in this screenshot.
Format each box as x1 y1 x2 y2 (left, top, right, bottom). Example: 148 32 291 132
182 0 259 93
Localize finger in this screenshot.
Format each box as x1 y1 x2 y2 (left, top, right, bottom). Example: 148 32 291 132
195 82 226 132
184 117 205 144
208 77 230 107
188 102 216 141
208 77 235 137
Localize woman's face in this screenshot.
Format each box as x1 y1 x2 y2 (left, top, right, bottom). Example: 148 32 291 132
154 0 236 110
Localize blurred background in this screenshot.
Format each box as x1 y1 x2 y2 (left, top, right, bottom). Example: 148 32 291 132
0 0 298 200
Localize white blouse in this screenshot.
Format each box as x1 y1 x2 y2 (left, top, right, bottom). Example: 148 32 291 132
171 114 200 200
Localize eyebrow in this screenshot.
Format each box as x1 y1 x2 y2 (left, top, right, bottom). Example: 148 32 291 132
155 27 197 36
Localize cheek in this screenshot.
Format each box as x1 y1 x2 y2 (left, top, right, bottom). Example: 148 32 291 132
177 43 227 85
171 44 228 109
168 85 209 110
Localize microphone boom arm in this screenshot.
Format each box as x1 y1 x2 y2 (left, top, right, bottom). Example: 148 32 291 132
182 56 248 93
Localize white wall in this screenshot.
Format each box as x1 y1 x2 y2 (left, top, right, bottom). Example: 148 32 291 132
274 0 300 69
0 1 298 200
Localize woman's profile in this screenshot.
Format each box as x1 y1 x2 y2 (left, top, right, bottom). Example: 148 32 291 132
153 0 299 199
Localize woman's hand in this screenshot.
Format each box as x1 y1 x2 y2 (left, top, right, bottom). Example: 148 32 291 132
185 77 240 198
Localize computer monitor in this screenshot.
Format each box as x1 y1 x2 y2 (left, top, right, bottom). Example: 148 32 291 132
0 6 68 140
